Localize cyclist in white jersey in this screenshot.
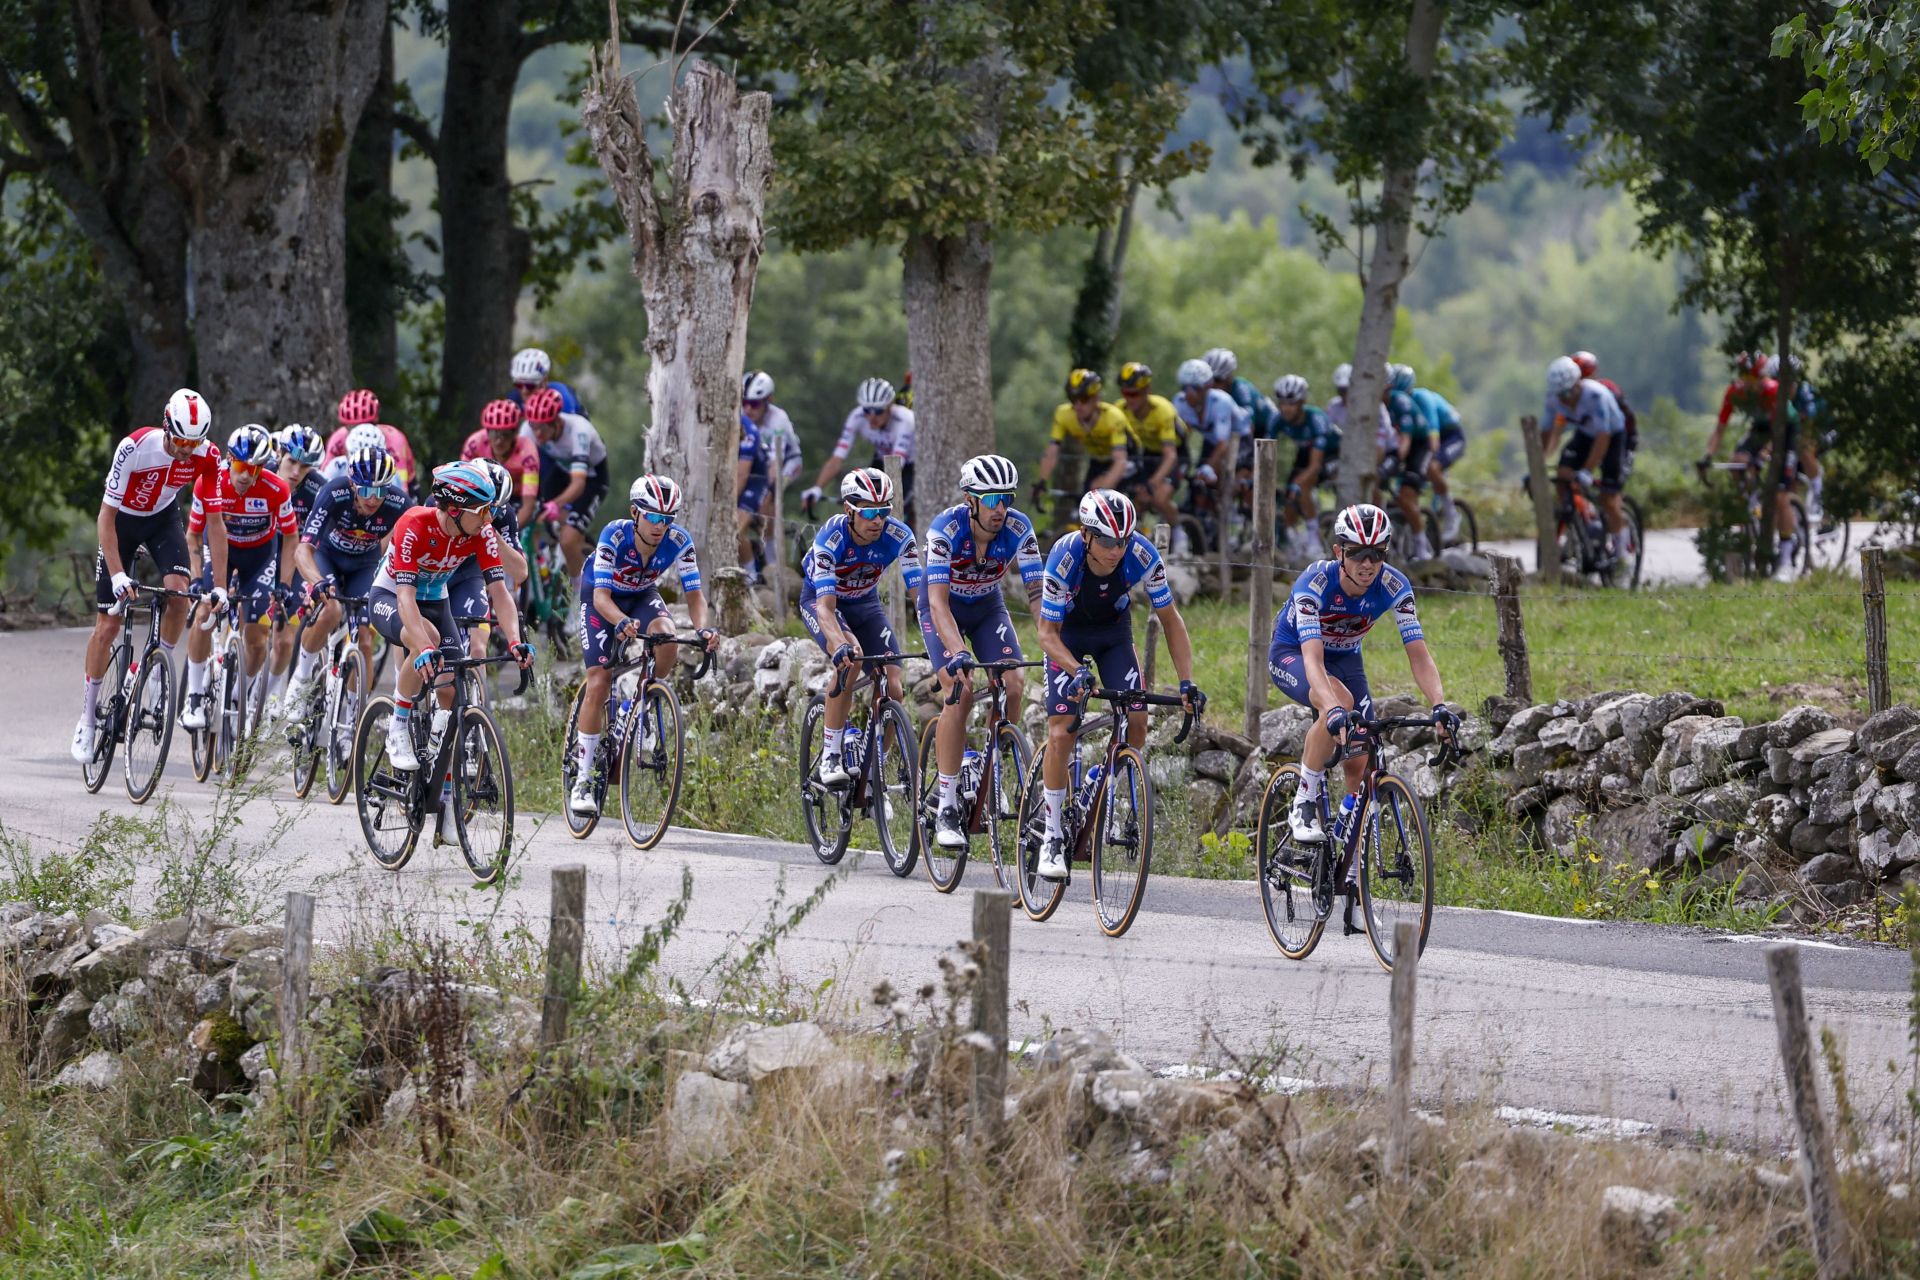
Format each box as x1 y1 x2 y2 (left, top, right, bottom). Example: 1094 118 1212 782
802 377 916 517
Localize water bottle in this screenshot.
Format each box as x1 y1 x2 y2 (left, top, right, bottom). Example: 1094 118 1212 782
843 725 865 773
959 748 983 800
1328 792 1359 843
610 696 633 749
1078 762 1105 812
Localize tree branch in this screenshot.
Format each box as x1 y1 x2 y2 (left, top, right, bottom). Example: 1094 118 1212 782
393 105 440 164
122 0 210 132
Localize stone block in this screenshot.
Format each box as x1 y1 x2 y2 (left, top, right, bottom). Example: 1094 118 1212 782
1766 704 1839 750
1858 829 1920 880
1856 704 1920 766
1798 852 1855 884
1789 819 1840 856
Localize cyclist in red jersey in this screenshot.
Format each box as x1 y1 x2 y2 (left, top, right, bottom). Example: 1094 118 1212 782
459 399 541 529
73 389 225 763
1702 350 1799 577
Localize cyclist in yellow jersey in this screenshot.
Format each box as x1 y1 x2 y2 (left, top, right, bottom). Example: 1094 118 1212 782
1114 362 1187 554
1034 369 1137 517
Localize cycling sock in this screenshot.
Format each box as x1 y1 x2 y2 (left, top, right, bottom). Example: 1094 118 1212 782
824 727 845 757
82 676 101 720
186 658 209 697
268 668 289 698
295 645 322 680
157 634 175 658
576 733 601 775
1043 787 1067 838
937 772 959 809
1299 766 1325 801
393 696 414 723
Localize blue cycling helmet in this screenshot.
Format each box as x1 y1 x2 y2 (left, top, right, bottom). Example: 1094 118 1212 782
1388 364 1415 394
277 424 324 466
227 423 277 465
430 460 497 510
348 445 396 490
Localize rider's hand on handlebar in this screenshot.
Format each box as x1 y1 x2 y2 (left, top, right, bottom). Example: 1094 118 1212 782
1029 480 1047 503
509 640 535 668
830 642 856 670
110 571 137 603
1323 705 1350 742
801 485 823 507
1066 665 1094 702
615 616 642 642
1180 679 1206 716
207 585 229 614
310 574 337 603
696 626 718 651
1430 704 1461 743
413 649 443 676
540 500 563 525
1574 468 1594 489
943 652 974 677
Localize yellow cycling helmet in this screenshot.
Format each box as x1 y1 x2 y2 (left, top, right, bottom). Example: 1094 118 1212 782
1065 368 1103 400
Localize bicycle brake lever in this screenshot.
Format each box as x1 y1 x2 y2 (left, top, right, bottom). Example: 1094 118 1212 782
1173 708 1194 746
692 645 714 681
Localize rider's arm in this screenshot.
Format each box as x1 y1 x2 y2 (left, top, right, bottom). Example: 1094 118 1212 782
1296 447 1323 489
592 586 632 632
96 503 124 580
814 592 853 652
1089 443 1129 490
1299 636 1340 708
735 452 751 497
497 539 528 586
484 577 526 648
926 582 968 662
1583 431 1610 473
294 542 322 583
276 530 298 586
683 587 710 633
206 513 229 590
552 466 587 510
1405 638 1445 709
1155 601 1195 685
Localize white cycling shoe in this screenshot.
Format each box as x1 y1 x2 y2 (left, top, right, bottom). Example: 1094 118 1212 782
385 719 420 771
179 694 208 731
1035 836 1070 880
283 672 313 713
1440 507 1462 543
818 752 851 787
1289 795 1326 844
70 716 96 764
568 782 600 817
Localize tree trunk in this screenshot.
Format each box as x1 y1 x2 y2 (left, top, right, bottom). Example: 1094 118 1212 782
187 0 384 426
583 48 772 571
904 228 996 513
124 151 194 420
1338 0 1443 508
346 13 400 395
1067 178 1140 373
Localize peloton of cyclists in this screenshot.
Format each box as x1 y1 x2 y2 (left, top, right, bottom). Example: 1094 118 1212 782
322 391 417 493
1174 357 1248 529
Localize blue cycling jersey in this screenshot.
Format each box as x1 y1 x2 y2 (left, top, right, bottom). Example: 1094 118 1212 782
1411 388 1461 432
1387 389 1436 439
287 469 328 526
511 380 584 417
738 415 769 482
1226 375 1280 439
299 475 410 560
803 514 924 602
1175 388 1248 445
590 520 702 597
920 503 1044 602
1543 379 1623 438
1040 530 1173 626
1280 404 1341 454
1271 559 1425 654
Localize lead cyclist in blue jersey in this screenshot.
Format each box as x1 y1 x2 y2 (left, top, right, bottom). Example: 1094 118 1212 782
1268 503 1456 855
1034 489 1204 880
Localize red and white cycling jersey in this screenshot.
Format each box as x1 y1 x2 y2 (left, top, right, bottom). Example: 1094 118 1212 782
372 507 505 602
188 463 297 550
102 427 221 516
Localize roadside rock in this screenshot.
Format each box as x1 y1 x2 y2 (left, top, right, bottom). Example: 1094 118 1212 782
1600 1185 1677 1263
52 1050 125 1092
667 1071 749 1166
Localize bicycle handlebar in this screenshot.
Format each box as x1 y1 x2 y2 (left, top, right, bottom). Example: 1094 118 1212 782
107 583 192 618
942 658 1044 705
1076 687 1196 745
1341 712 1466 771
622 630 717 681
826 650 927 699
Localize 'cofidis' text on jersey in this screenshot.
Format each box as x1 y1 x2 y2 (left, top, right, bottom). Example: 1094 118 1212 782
591 520 702 597
1272 559 1424 653
922 504 1043 601
1039 530 1173 625
804 515 923 601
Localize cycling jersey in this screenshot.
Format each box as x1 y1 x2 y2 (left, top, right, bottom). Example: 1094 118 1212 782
1049 401 1137 455
739 416 770 483
284 467 328 526
832 405 915 463
1545 379 1623 439
747 404 802 478
1280 405 1340 455
300 475 410 560
1410 388 1460 432
1270 559 1424 654
189 464 297 550
1039 530 1173 626
1387 389 1436 439
1224 376 1280 439
321 424 416 486
590 519 703 598
511 380 584 417
460 428 541 502
1716 377 1779 429
1175 388 1247 447
531 412 608 475
1120 394 1182 453
102 427 221 515
372 507 505 602
920 504 1043 601
802 514 923 602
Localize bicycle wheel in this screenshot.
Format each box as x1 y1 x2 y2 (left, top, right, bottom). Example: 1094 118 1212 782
83 641 130 793
1808 498 1851 570
123 650 175 804
1554 513 1591 581
325 648 363 805
216 644 243 777
189 671 214 783
914 719 963 892
353 696 420 870
561 682 600 840
1619 496 1646 589
1014 749 1066 921
798 697 852 865
872 700 919 878
288 664 324 800
986 724 1031 894
454 706 515 885
1788 495 1813 577
1089 746 1153 937
1257 764 1325 961
1453 500 1479 553
620 681 685 851
1358 773 1435 973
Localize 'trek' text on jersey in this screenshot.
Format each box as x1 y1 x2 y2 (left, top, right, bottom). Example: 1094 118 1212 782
373 507 505 601
1039 530 1173 626
189 464 297 549
921 504 1044 601
804 515 923 601
103 427 221 515
1272 560 1424 653
591 520 703 597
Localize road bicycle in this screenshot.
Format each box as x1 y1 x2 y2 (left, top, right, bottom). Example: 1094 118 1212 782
81 583 190 803
285 594 375 804
1255 712 1458 972
798 651 923 875
187 578 273 782
1013 686 1194 938
912 659 1039 894
519 521 575 659
1530 471 1645 588
561 630 714 849
1696 457 1837 579
1425 497 1479 556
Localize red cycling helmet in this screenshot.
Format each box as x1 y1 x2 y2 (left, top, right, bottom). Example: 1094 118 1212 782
1570 350 1598 378
524 387 565 424
337 388 379 426
1734 350 1768 376
481 398 524 431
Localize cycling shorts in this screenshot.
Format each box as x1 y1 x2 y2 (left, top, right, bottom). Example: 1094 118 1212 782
1289 444 1339 484
1268 644 1373 721
536 455 611 533
737 475 769 515
1736 426 1799 490
917 589 1022 673
1043 619 1139 718
446 559 497 627
1396 439 1433 492
195 539 281 625
308 548 381 606
580 588 673 670
1557 433 1629 495
368 586 468 662
94 506 191 611
1130 452 1185 497
1436 425 1467 469
798 592 900 667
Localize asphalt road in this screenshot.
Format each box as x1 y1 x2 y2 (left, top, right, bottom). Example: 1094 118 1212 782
1482 520 1894 585
7 625 1911 1149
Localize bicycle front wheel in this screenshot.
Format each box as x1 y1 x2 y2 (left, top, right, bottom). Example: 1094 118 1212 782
873 700 919 878
454 706 515 885
620 681 685 851
1619 496 1646 589
324 649 363 804
1089 746 1153 937
1358 773 1435 973
353 696 420 870
1257 764 1325 961
1014 748 1066 922
561 681 600 840
1454 499 1479 553
798 698 851 865
83 642 130 793
123 651 175 804
986 724 1032 894
915 718 964 893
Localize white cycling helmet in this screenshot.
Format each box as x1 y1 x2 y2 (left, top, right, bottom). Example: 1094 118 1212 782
509 347 552 382
841 466 895 507
1332 503 1393 548
1332 362 1353 391
277 424 324 466
1203 347 1238 380
1273 374 1310 402
1388 364 1415 393
1176 358 1213 390
1546 355 1582 396
960 453 1019 495
629 474 683 516
742 369 775 402
856 377 896 412
1078 488 1137 542
346 423 386 455
476 459 513 509
163 388 212 441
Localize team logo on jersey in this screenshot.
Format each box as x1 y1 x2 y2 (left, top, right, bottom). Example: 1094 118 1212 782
928 535 951 562
245 496 267 513
1280 653 1297 666
1295 597 1320 619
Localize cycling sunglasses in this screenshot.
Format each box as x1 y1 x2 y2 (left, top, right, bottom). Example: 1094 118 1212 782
742 397 768 409
229 459 264 477
973 492 1015 509
850 504 892 521
862 406 890 418
1086 530 1124 549
352 484 385 500
1341 545 1387 564
636 510 672 526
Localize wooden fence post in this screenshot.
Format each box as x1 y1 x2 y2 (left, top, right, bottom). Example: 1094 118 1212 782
540 864 588 1056
279 891 314 1079
1862 546 1890 714
1385 920 1419 1181
884 455 907 643
1765 945 1854 1279
1520 416 1559 585
1245 439 1277 740
1488 551 1532 703
1143 523 1169 690
970 888 1012 1146
767 431 786 621
1216 482 1234 604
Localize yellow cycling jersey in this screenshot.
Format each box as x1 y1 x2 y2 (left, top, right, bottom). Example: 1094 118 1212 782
1050 401 1138 455
1119 393 1181 452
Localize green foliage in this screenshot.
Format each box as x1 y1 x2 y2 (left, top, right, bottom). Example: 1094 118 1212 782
566 1234 708 1278
0 817 136 919
1774 3 1920 174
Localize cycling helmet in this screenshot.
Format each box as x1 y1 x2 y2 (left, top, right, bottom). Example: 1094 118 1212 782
1065 368 1103 400
856 378 896 412
1118 361 1153 391
1764 353 1801 379
337 388 379 426
1176 358 1213 390
1273 374 1310 402
523 387 565 424
742 370 775 402
1570 350 1599 378
346 424 386 456
476 459 513 508
481 398 524 431
1332 362 1353 392
1203 347 1238 380
1734 350 1767 376
348 445 396 490
163 388 212 441
841 466 895 507
1077 489 1137 542
1546 355 1582 396
227 423 277 466
510 347 552 382
277 424 324 466
960 454 1019 495
629 474 684 516
430 460 497 510
1388 364 1415 393
1332 503 1393 548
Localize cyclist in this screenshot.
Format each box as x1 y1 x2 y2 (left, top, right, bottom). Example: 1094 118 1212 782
460 398 540 529
1205 347 1280 443
447 456 533 659
72 388 223 763
920 454 1045 849
1034 369 1138 515
570 475 719 816
737 397 772 578
523 385 609 584
1034 489 1204 880
180 424 300 730
321 390 417 492
1268 503 1455 857
1542 355 1632 568
1765 352 1826 524
1402 373 1466 543
265 424 329 715
1174 357 1247 531
802 378 916 521
1115 362 1187 554
368 461 535 773
741 369 802 526
799 467 923 787
284 445 412 710
1703 351 1800 578
1382 364 1438 560
508 346 584 417
1273 375 1340 559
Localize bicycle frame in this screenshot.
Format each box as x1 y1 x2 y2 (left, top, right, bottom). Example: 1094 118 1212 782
1058 687 1193 855
940 659 1040 836
1313 715 1458 919
826 652 922 810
